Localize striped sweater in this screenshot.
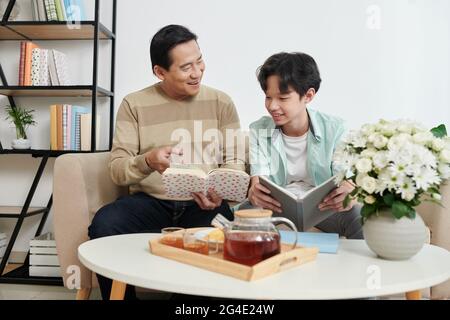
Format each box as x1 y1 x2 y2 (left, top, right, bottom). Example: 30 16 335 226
109 82 246 200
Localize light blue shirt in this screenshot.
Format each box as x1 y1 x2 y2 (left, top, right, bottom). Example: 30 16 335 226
249 108 346 187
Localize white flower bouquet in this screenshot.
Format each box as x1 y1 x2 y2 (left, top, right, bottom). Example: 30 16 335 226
333 119 450 222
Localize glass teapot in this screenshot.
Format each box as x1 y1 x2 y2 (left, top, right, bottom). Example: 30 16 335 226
212 209 298 266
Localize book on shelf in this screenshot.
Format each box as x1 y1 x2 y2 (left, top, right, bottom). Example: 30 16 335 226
52 49 70 85
48 49 70 86
80 113 101 151
36 0 48 21
71 106 89 150
31 48 41 86
23 42 39 86
66 0 85 21
31 0 39 21
18 42 26 86
54 0 65 21
44 0 58 21
162 167 250 202
38 49 50 86
50 105 57 150
50 105 95 151
35 0 86 22
258 175 338 231
18 44 70 86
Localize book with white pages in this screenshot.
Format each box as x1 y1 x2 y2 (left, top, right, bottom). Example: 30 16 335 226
52 49 71 85
162 166 250 202
259 175 338 231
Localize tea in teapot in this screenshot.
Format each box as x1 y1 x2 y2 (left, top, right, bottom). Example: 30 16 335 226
212 209 298 266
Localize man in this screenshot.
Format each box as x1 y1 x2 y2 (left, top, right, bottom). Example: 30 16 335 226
88 25 245 300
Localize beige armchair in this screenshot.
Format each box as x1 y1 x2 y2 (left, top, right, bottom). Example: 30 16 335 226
53 152 127 299
53 152 450 299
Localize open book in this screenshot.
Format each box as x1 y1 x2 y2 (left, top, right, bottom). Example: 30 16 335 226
259 175 337 231
162 167 250 202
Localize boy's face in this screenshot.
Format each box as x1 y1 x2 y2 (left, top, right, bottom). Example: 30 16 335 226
155 39 205 100
264 75 308 127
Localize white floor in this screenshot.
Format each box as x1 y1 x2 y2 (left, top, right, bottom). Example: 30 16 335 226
0 284 97 300
0 284 177 300
0 283 419 300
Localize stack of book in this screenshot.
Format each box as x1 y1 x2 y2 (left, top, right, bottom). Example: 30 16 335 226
29 233 61 278
31 0 85 22
49 105 100 151
19 42 70 86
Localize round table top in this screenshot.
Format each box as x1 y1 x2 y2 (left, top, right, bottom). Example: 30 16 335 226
78 233 450 299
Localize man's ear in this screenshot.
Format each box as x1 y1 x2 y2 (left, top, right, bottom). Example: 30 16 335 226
304 88 316 104
153 65 166 81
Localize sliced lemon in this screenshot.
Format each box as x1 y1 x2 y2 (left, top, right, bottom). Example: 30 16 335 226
207 228 224 242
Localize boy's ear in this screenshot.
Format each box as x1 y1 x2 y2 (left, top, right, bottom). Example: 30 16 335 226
304 88 316 103
153 65 166 81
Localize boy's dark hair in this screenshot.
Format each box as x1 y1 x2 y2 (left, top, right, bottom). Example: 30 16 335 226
150 24 198 72
257 52 321 97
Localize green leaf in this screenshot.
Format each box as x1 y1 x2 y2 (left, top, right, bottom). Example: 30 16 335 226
408 198 421 207
350 188 359 197
343 194 351 208
431 124 447 138
383 193 395 206
407 210 416 219
428 187 440 194
392 201 414 219
361 204 377 218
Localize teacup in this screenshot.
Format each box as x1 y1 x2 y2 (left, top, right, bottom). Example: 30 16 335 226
160 227 185 249
183 230 219 255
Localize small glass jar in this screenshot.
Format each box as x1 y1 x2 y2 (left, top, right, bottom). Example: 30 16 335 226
215 209 298 266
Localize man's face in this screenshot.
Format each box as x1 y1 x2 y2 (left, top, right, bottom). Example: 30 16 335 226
264 75 307 126
157 40 205 100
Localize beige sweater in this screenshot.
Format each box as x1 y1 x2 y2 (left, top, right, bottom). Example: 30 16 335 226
109 83 246 200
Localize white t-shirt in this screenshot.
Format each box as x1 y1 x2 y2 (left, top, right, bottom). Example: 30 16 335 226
282 132 314 197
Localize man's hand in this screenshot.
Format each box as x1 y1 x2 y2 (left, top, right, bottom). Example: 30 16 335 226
248 176 282 213
144 146 182 174
192 188 223 210
318 180 357 212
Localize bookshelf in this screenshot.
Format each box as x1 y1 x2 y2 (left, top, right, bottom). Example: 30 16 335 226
0 0 117 285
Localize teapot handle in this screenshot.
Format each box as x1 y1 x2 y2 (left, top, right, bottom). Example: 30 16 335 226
270 217 298 250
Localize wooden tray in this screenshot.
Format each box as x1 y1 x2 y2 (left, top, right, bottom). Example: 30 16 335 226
148 229 319 281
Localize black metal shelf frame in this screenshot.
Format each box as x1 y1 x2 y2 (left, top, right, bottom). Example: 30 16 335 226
0 0 117 285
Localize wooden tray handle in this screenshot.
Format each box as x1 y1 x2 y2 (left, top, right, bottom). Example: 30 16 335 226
278 249 302 271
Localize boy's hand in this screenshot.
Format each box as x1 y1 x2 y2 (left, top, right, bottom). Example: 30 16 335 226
192 188 223 210
318 180 356 212
248 176 282 213
144 146 183 174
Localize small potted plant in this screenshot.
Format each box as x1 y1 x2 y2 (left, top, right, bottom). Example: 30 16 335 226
333 119 450 260
5 105 36 149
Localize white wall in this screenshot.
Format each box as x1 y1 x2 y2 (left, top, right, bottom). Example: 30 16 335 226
1 0 449 253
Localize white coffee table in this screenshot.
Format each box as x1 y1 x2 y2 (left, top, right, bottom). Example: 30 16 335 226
78 233 450 300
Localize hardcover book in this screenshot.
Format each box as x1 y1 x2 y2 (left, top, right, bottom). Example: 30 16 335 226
259 175 338 231
162 167 250 202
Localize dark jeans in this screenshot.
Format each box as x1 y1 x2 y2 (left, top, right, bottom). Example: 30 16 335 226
88 192 233 300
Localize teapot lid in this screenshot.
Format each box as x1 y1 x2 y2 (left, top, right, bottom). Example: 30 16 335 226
234 209 273 218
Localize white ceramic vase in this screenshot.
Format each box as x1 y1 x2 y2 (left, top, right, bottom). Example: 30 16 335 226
362 208 427 260
11 138 31 150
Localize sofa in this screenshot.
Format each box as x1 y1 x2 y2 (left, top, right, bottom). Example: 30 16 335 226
53 152 450 299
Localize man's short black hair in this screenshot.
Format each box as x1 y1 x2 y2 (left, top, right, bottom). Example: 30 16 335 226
150 24 198 72
257 52 321 97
